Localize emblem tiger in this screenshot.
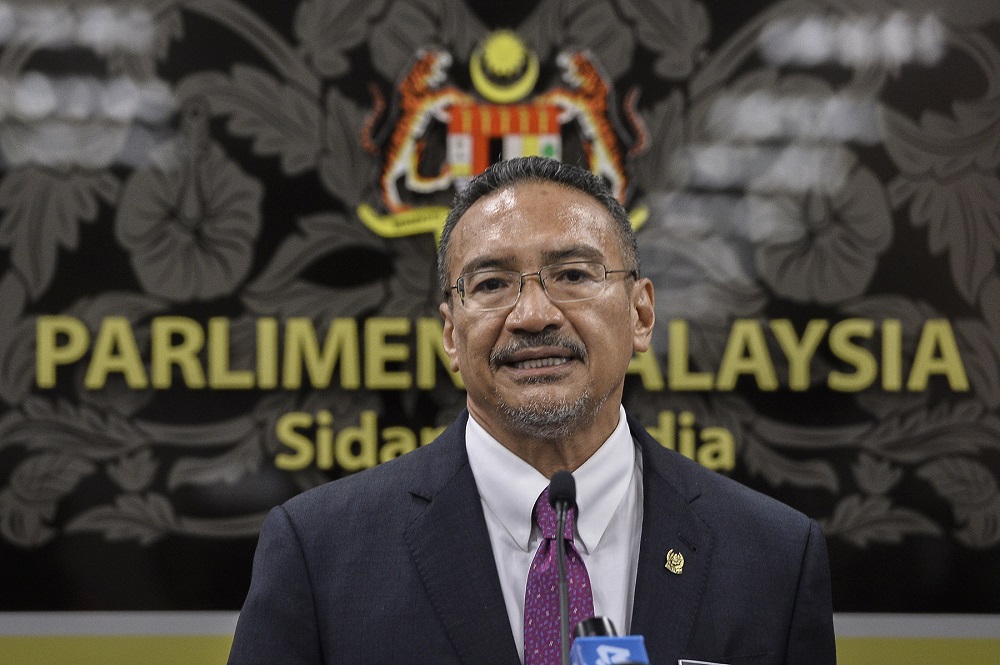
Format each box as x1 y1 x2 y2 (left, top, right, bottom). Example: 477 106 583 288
379 49 473 212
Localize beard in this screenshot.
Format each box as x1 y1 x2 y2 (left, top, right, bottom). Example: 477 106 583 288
494 383 609 441
488 330 618 440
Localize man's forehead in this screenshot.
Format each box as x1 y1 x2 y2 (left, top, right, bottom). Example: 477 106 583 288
457 183 613 237
472 179 603 212
457 243 608 275
445 180 619 276
471 185 520 215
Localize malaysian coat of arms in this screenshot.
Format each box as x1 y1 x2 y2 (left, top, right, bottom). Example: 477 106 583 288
358 30 649 243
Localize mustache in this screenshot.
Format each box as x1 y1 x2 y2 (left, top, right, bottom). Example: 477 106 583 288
490 331 586 368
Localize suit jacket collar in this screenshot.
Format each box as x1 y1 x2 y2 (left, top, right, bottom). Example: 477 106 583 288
628 413 714 660
403 411 521 665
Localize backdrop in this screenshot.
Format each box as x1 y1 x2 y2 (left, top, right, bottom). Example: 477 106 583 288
1 0 998 631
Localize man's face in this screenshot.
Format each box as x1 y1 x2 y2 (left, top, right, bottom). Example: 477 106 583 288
440 181 655 446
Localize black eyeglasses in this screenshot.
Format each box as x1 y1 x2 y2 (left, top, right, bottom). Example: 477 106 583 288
450 261 638 311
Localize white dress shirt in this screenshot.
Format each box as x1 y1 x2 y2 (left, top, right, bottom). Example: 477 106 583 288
465 406 644 661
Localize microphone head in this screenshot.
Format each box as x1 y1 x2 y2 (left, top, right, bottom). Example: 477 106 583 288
574 616 618 638
547 470 576 509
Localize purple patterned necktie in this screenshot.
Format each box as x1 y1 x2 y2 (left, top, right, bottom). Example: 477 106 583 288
523 486 595 665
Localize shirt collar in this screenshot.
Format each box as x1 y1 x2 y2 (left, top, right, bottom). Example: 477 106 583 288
466 406 636 554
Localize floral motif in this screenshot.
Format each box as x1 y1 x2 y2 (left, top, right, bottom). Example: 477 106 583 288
756 165 893 304
114 100 264 302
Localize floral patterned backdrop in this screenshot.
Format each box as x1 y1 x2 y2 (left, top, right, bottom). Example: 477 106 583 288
1 0 998 612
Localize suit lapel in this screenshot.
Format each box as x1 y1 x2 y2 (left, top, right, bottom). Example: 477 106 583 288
403 415 520 665
629 424 714 661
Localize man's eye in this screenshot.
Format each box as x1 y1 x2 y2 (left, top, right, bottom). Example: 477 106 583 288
472 276 512 293
553 268 592 283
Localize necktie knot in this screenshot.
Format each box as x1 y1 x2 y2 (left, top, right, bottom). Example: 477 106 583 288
534 487 576 543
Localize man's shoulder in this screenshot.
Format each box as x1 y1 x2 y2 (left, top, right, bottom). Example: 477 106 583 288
281 412 468 521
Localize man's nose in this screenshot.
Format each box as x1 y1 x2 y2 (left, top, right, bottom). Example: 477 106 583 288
505 274 564 331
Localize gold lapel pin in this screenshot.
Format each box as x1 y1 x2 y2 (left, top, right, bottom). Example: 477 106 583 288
664 548 684 574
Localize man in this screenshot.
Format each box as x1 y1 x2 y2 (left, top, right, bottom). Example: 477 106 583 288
228 157 836 665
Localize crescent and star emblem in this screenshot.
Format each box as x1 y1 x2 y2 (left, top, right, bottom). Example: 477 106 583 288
469 30 540 103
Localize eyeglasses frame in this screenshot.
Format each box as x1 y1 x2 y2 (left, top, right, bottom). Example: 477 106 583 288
448 261 639 311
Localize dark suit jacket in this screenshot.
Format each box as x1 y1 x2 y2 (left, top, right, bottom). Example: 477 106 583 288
228 411 836 665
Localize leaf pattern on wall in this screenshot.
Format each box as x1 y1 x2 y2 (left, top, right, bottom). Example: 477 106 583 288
852 453 903 496
369 0 488 81
8 398 151 459
167 431 264 490
320 88 377 205
918 457 1000 547
954 317 1000 409
521 0 635 78
176 66 323 176
66 493 178 545
822 494 942 548
0 169 119 300
884 87 1000 305
295 0 389 78
617 0 710 78
243 212 388 318
0 311 36 406
742 434 839 491
0 453 95 547
107 449 158 493
630 90 686 193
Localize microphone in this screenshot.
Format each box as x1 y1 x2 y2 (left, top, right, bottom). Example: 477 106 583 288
548 470 576 665
570 617 649 665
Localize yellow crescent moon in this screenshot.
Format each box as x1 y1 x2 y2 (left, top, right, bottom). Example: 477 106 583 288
470 47 539 103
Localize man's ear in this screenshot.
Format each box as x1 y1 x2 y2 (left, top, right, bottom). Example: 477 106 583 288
631 277 655 353
440 301 461 373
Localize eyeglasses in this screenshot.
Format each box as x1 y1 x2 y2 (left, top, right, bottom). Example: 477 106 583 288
450 261 638 311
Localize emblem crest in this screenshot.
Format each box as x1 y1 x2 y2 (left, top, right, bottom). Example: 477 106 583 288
359 30 647 242
665 548 685 575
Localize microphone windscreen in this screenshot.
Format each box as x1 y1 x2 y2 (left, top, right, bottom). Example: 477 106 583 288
574 616 618 638
548 470 576 508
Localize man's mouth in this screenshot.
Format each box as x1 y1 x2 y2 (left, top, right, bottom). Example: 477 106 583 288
490 332 586 371
509 356 572 370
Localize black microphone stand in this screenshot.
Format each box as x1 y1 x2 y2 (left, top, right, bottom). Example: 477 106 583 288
548 471 576 665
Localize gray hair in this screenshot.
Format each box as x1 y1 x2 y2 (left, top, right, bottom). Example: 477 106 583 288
437 156 639 298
